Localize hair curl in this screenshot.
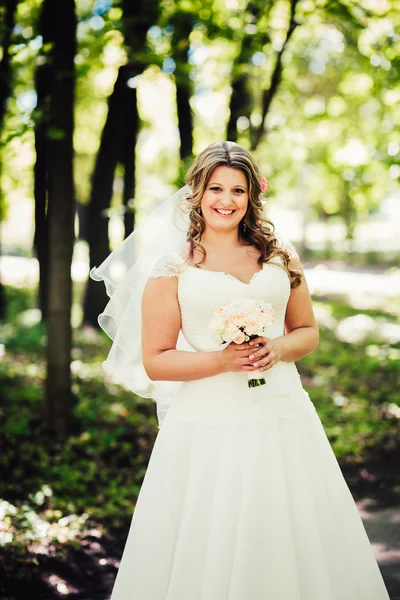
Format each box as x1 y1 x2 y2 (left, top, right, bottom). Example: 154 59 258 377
179 141 301 288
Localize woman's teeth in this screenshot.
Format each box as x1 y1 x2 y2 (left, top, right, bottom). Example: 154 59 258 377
214 209 235 215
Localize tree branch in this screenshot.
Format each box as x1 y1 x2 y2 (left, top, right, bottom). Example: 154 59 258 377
251 0 300 150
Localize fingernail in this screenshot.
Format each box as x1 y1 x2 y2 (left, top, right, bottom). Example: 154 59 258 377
249 342 253 346
253 362 259 366
249 354 254 359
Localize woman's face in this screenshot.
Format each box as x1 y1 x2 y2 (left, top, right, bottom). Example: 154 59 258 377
200 166 249 234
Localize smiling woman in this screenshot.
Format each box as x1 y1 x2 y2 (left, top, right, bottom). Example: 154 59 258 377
92 141 390 600
181 141 302 287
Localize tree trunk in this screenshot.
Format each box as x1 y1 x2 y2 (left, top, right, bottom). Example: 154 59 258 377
227 74 252 143
33 0 55 321
176 76 193 160
34 63 51 321
170 11 194 161
226 1 273 144
45 0 76 440
0 0 19 320
84 0 159 327
118 65 140 239
83 65 126 327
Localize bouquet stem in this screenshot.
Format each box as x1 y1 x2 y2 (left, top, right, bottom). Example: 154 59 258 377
248 334 266 388
248 377 266 388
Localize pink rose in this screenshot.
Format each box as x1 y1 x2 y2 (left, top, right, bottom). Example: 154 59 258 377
260 176 268 192
232 331 246 344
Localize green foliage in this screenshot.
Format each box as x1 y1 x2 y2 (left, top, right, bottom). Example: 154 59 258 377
298 297 400 456
2 0 399 232
1 363 158 536
3 285 35 316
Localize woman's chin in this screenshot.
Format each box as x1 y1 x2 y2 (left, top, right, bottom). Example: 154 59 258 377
206 219 240 232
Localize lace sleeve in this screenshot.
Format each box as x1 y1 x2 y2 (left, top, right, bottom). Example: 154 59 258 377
275 231 300 261
148 252 186 279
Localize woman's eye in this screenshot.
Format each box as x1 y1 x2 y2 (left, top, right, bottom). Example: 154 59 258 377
210 186 244 193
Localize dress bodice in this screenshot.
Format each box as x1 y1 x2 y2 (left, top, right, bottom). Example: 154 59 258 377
176 257 291 353
148 236 306 426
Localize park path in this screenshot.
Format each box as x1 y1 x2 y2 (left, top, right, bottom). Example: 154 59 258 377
357 498 400 599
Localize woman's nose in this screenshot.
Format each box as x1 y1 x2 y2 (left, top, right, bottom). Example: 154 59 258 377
220 192 235 206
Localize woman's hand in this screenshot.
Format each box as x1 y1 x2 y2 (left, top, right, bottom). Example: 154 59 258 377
246 336 284 371
218 340 253 373
218 337 283 373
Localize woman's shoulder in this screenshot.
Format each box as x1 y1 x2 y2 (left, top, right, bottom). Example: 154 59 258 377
148 247 189 280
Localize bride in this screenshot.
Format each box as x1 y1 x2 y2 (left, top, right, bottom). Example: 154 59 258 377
92 141 390 599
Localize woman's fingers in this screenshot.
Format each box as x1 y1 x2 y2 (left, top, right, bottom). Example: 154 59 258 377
257 352 276 370
248 345 271 362
248 338 271 361
234 341 261 352
228 338 278 372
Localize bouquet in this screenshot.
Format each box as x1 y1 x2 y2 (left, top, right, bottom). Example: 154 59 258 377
208 297 275 388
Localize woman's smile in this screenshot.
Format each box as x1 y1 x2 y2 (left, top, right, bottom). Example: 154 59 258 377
213 208 236 218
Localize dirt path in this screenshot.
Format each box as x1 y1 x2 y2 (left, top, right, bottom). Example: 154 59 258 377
357 499 400 600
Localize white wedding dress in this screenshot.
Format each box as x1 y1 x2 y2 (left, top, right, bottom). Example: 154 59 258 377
109 250 390 600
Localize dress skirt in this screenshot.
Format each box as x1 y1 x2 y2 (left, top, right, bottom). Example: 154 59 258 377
110 370 390 600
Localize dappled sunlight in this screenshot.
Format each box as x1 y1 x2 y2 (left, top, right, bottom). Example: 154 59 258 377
336 314 377 343
332 391 349 407
0 494 90 548
366 345 400 362
0 256 39 288
375 322 400 344
48 576 72 596
312 302 338 330
306 263 400 302
335 314 400 345
70 359 104 380
17 307 41 327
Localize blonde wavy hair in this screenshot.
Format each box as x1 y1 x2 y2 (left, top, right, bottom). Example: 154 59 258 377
180 141 301 288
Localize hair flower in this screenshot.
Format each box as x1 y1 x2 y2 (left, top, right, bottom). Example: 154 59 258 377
260 176 268 192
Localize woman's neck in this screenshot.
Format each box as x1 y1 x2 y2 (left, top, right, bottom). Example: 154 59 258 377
201 227 243 250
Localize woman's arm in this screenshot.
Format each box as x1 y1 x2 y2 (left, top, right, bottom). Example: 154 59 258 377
246 257 319 370
141 276 254 381
280 256 319 360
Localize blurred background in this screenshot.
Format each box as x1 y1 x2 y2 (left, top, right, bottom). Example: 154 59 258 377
0 0 399 598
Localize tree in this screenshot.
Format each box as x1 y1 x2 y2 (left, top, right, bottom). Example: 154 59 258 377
33 0 52 320
83 0 159 327
43 0 76 439
169 8 196 160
